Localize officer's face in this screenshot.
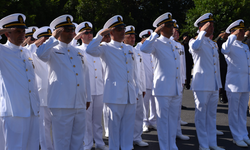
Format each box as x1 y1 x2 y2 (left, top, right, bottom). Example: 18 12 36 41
111 25 125 42
58 27 75 44
161 22 173 38
81 29 93 44
5 28 25 46
124 34 135 46
237 29 245 41
205 22 214 37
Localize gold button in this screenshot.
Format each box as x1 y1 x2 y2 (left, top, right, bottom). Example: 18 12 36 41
77 84 79 86
26 69 28 71
29 90 31 93
128 81 129 83
151 61 152 62
176 77 178 79
215 71 216 73
76 73 78 76
212 47 214 49
23 60 25 62
28 79 31 82
127 71 129 73
95 76 97 78
121 46 123 48
94 61 96 63
152 67 154 69
169 42 171 44
125 53 127 55
175 58 177 60
213 55 215 57
95 69 97 71
177 67 178 69
126 62 128 64
172 49 174 51
70 57 73 59
73 65 75 67
68 50 70 52
20 50 23 52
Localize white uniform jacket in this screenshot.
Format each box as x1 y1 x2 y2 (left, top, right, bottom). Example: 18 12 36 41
27 44 49 106
71 40 104 96
0 41 40 117
189 31 222 91
36 36 92 109
135 42 154 90
172 40 186 84
140 32 182 96
86 34 139 104
134 47 146 95
222 34 250 92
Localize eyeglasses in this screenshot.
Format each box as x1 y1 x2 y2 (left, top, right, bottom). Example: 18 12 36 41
63 27 75 32
115 27 126 32
84 31 93 35
164 23 174 28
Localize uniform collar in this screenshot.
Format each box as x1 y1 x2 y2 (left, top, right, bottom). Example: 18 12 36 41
110 40 122 47
80 43 88 51
158 35 171 43
6 40 21 51
58 41 70 48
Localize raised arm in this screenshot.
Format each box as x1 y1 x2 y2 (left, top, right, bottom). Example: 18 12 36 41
221 30 240 54
190 22 210 52
36 28 63 62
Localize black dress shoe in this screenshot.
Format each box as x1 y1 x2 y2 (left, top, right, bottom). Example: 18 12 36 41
181 105 187 109
219 97 228 103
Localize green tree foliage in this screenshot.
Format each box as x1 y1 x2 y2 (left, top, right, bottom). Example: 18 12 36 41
183 0 250 38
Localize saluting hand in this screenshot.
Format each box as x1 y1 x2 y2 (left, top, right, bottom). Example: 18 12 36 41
0 28 13 36
21 36 31 47
200 22 210 32
154 24 165 34
34 37 46 47
100 28 114 36
52 28 64 39
232 29 240 36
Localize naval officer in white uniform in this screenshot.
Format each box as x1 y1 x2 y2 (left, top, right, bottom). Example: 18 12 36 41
124 25 148 147
0 13 40 150
141 12 183 150
36 14 92 150
222 19 250 148
189 13 224 150
86 15 139 150
27 26 55 150
135 29 158 132
72 22 108 150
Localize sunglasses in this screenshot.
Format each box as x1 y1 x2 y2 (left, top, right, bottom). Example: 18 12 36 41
84 31 93 35
30 37 36 41
63 27 75 32
164 23 174 28
115 27 126 32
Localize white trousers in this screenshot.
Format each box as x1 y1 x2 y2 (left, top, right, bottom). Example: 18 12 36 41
39 106 54 150
176 94 183 136
106 103 136 150
155 95 182 150
50 108 85 150
0 120 4 150
143 89 157 126
133 94 144 142
227 92 249 141
194 91 218 148
84 94 105 149
0 115 39 150
103 103 109 136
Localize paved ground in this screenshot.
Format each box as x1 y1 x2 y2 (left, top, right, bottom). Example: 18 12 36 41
97 89 250 150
